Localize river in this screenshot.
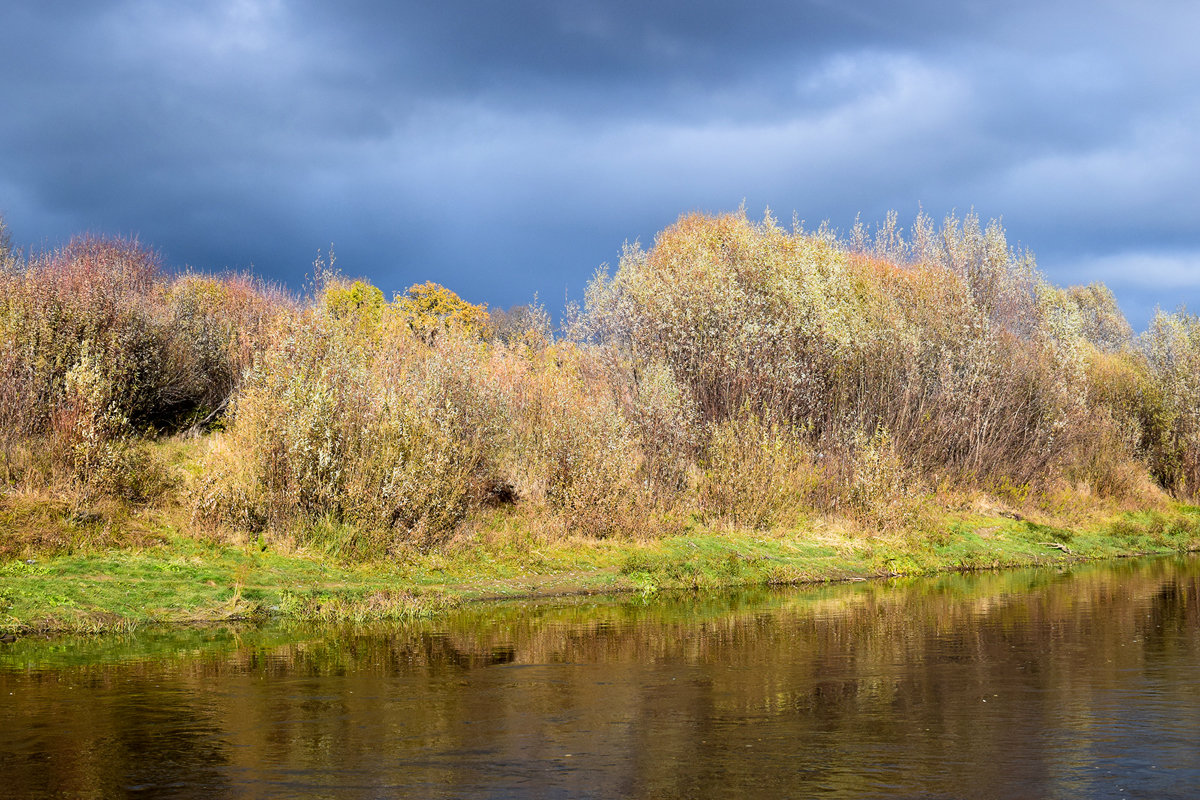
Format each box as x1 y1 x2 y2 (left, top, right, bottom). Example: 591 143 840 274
2 556 1198 798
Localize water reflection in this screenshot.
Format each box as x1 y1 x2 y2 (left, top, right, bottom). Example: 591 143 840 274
2 557 1198 798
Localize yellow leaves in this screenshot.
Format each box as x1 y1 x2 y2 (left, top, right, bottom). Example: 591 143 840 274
322 279 386 338
167 275 221 314
394 281 489 344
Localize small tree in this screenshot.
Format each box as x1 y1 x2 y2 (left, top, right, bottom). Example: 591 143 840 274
323 279 386 337
396 281 489 344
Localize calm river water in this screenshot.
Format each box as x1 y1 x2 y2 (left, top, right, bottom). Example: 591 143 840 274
2 556 1199 799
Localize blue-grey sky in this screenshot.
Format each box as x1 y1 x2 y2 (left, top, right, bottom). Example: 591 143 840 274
2 1 1198 328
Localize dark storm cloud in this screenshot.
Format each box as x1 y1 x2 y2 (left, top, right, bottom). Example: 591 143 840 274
1 0 1198 326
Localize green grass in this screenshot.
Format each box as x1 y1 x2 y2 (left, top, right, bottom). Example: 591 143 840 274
3 502 1198 636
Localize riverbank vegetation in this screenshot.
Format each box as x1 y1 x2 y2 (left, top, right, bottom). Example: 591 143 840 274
2 209 1199 631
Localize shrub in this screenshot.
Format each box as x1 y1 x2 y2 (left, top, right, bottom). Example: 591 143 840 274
0 214 14 270
0 237 173 488
1142 310 1200 499
495 341 641 535
167 272 286 419
0 233 280 494
840 427 925 530
696 410 819 529
6 210 1194 548
1059 347 1164 503
585 213 852 427
1059 283 1134 353
396 281 490 344
585 210 1094 499
0 236 169 430
198 288 503 547
625 359 698 494
488 301 552 347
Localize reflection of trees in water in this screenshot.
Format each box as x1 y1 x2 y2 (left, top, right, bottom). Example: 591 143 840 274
2 556 1197 798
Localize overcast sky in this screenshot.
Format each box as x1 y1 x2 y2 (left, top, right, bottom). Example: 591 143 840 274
3 1 1198 328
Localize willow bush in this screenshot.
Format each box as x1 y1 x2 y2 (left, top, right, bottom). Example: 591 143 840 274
1143 310 1200 499
198 270 662 544
0 234 280 494
583 209 1188 517
3 209 1198 544
495 340 642 535
696 410 819 529
196 278 504 548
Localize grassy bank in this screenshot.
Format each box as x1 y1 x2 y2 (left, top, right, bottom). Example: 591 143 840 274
4 210 1200 637
4 485 1198 636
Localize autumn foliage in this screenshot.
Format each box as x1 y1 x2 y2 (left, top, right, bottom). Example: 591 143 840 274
2 210 1198 551
0 235 284 494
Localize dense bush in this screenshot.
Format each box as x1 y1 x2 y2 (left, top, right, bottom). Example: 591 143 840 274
1142 310 1200 499
0 232 280 493
3 209 1198 545
197 276 507 547
583 211 1091 504
167 272 287 416
198 275 645 544
696 410 818 529
494 341 641 535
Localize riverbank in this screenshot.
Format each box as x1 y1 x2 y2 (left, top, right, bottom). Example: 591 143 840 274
3 499 1198 636
6 539 1196 799
5 215 1200 640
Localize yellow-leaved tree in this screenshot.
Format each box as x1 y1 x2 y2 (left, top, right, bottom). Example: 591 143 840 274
395 281 489 344
323 278 386 338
